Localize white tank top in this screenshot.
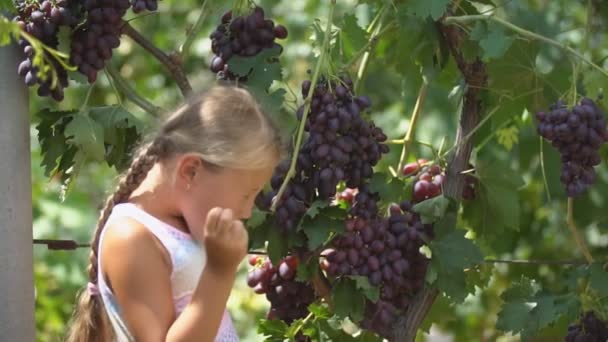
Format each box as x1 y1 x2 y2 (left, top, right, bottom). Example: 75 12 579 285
96 202 239 341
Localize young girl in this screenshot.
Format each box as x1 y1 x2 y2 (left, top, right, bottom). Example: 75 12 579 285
66 85 285 342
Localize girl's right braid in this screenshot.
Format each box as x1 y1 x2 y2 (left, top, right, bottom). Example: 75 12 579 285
87 137 170 285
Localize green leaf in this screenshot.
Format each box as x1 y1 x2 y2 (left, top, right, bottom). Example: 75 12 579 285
477 160 523 228
296 255 320 282
406 0 450 20
501 277 539 302
369 173 408 206
305 200 330 219
267 227 288 265
89 105 144 132
64 112 106 162
246 209 268 230
350 276 380 302
308 302 331 320
412 195 450 224
247 214 272 250
35 108 78 180
301 213 344 251
429 229 483 302
496 301 531 334
339 14 368 63
496 277 580 338
331 278 366 322
480 24 514 60
249 61 283 91
589 263 608 298
227 46 283 91
257 319 289 341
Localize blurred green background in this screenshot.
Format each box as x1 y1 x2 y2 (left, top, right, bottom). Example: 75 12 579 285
27 0 608 341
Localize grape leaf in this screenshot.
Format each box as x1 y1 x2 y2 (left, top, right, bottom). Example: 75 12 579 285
227 46 283 91
332 278 366 322
296 254 319 282
89 105 144 132
429 229 483 303
412 195 450 224
476 159 524 229
496 301 531 334
64 112 106 162
0 0 13 12
339 14 368 63
247 214 272 250
257 319 288 341
589 263 608 298
582 70 608 100
305 200 330 219
36 109 77 177
496 125 519 151
0 16 19 46
267 227 288 265
248 60 283 92
349 275 380 302
246 209 268 230
463 159 524 247
301 213 344 250
406 0 450 20
369 172 408 206
227 45 282 77
308 302 331 320
496 277 580 338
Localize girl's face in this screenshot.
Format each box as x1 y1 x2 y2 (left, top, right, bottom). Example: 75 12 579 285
173 154 276 242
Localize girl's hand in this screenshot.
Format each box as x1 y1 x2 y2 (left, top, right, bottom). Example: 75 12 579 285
202 208 248 274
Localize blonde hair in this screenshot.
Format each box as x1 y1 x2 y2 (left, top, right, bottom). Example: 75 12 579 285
65 85 284 341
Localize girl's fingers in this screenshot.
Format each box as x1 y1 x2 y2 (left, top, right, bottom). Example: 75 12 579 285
216 208 234 236
204 207 223 236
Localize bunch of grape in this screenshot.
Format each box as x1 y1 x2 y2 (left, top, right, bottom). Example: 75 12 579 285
130 0 158 13
321 201 432 338
402 159 476 202
208 7 287 80
246 255 315 324
69 0 130 83
256 76 389 234
14 0 79 101
536 98 608 197
298 76 389 196
565 311 608 342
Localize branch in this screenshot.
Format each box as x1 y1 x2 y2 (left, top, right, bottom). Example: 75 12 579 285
485 258 592 265
443 15 608 78
178 0 210 57
567 198 595 264
121 22 193 97
396 82 429 172
270 0 336 212
105 63 163 116
391 17 488 342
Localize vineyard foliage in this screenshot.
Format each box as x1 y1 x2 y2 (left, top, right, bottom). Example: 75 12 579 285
1 0 608 340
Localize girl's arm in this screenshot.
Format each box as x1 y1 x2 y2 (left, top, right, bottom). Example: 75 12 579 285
101 219 236 342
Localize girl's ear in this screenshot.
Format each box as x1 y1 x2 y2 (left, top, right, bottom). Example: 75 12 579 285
175 154 204 189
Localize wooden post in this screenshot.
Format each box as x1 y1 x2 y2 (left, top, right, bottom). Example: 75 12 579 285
0 36 35 340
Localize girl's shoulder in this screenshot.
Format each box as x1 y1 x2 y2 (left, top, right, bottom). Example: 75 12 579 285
100 215 173 279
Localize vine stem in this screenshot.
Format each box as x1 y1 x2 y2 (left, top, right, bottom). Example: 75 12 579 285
270 0 336 212
178 0 210 57
396 81 428 172
442 15 608 78
566 198 594 264
344 20 396 71
105 63 163 116
121 22 193 97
